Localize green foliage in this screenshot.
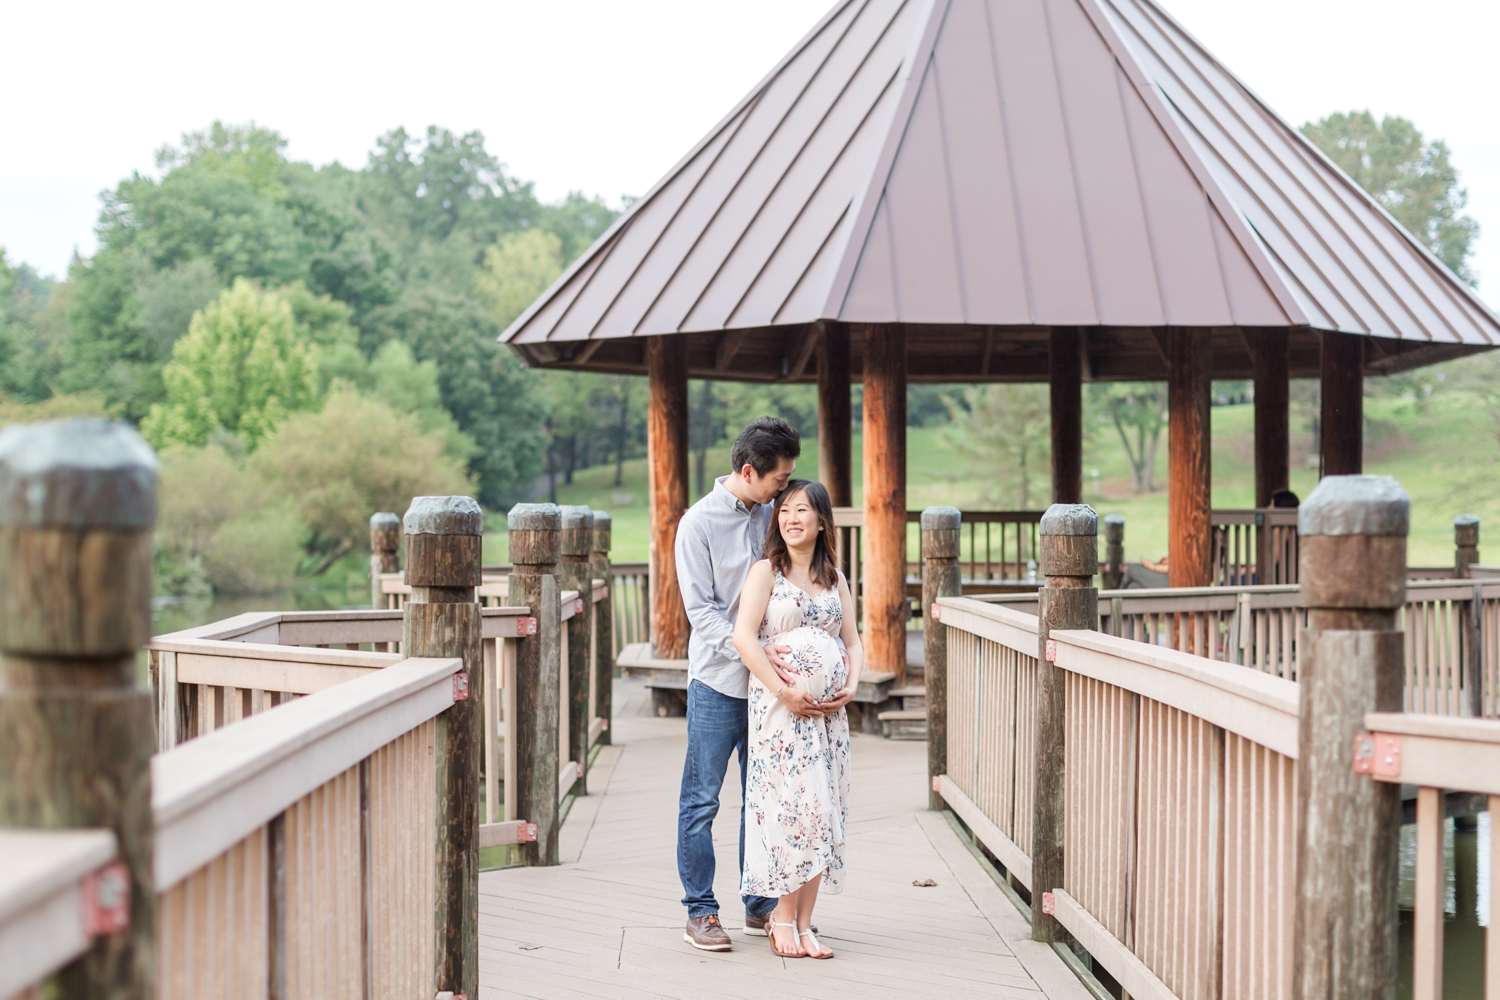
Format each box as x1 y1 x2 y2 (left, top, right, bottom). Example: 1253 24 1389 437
143 279 318 450
156 443 304 595
1091 382 1167 493
942 385 1052 508
252 385 474 572
1302 111 1479 283
476 229 565 329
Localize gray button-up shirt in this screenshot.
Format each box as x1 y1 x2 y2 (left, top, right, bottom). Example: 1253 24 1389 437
674 476 773 699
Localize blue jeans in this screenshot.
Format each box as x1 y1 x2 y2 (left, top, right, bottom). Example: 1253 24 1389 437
677 680 776 920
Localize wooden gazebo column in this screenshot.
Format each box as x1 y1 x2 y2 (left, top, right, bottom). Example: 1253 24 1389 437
1251 329 1290 506
818 323 853 507
1321 331 1364 475
862 323 908 684
647 335 690 659
1049 327 1083 503
1168 328 1212 587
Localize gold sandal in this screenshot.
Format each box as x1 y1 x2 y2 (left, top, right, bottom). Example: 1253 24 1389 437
768 919 803 958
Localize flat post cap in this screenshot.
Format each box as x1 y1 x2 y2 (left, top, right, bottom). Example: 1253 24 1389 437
920 506 962 530
508 502 561 531
403 496 483 535
593 510 612 527
1455 514 1480 527
0 418 158 529
1104 514 1125 526
1041 504 1098 537
559 505 595 530
370 512 400 531
1299 476 1409 537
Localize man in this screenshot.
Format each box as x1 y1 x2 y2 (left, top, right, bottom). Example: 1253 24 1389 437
674 416 849 952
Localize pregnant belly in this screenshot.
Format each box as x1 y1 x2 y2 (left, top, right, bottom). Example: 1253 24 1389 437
779 626 846 703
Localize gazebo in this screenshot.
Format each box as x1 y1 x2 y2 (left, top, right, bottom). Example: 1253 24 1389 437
501 0 1500 677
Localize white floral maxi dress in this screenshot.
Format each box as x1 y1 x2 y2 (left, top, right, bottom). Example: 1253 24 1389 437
741 572 852 898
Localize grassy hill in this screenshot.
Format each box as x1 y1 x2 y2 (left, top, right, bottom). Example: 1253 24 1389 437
484 392 1499 570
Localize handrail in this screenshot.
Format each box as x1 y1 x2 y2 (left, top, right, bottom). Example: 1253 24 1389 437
0 829 120 999
152 656 462 890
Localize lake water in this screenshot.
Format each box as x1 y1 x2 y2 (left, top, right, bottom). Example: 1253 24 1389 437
1398 811 1490 997
152 585 371 637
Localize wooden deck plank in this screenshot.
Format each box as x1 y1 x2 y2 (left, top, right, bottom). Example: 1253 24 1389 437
477 677 1086 999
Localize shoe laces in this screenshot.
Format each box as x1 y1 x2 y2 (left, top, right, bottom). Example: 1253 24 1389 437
705 914 722 928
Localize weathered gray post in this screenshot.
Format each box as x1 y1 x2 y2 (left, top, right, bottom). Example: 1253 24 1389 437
921 507 961 810
401 496 483 999
1293 475 1406 998
507 503 562 866
1455 514 1479 579
370 511 401 611
591 511 615 747
1101 514 1125 590
1032 504 1098 944
558 505 594 794
0 419 158 997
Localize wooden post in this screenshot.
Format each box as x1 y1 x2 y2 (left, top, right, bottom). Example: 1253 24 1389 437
401 495 483 999
591 511 614 747
818 323 853 508
1049 327 1083 504
1168 328 1212 587
1455 514 1479 578
558 505 594 793
922 507 961 810
370 511 400 611
647 335 690 659
862 323 908 685
1252 329 1291 508
1102 514 1125 590
1032 504 1098 944
1321 331 1364 476
0 419 158 998
1293 474 1406 998
506 503 562 866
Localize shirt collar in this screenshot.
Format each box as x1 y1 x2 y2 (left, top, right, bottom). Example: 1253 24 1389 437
713 475 754 515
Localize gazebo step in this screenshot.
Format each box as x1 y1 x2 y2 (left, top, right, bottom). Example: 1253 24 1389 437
888 684 926 712
876 709 928 741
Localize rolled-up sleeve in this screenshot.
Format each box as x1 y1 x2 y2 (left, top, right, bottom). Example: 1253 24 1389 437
675 515 739 663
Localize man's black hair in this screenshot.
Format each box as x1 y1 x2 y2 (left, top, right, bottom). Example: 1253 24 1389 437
730 417 801 477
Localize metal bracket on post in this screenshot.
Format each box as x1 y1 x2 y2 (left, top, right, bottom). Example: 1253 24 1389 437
516 823 538 843
1041 892 1056 915
81 862 131 937
516 617 538 636
931 776 941 793
930 603 942 621
1045 639 1057 662
452 672 470 702
574 598 584 614
1351 734 1401 777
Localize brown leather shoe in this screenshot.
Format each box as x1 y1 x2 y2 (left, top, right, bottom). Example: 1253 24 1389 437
684 914 733 951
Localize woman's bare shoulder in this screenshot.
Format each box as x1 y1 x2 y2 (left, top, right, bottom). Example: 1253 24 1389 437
745 559 775 584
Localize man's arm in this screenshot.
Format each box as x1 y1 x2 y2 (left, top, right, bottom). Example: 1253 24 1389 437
674 514 739 662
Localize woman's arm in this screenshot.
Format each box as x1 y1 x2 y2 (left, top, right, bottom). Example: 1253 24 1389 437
733 561 825 718
835 572 863 694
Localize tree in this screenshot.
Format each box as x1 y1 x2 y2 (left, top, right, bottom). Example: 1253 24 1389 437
253 386 474 573
476 229 566 329
943 385 1051 508
1302 111 1479 283
1092 383 1167 493
142 278 319 449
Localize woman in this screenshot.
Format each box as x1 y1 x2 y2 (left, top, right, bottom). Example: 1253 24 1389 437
733 479 863 960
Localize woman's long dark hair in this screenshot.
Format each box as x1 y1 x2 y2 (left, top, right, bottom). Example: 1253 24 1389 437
763 479 840 589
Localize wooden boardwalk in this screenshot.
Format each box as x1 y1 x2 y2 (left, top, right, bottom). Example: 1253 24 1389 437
478 679 1091 1000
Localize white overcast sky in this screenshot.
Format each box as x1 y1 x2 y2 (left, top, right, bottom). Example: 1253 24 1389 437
3 0 1497 303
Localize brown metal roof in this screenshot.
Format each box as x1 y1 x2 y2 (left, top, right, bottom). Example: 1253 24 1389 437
503 0 1499 381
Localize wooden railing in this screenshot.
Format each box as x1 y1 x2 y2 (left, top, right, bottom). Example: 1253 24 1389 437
148 599 607 846
1211 508 1299 586
0 829 122 998
151 654 462 997
1362 712 1500 997
935 594 1304 998
975 578 1500 717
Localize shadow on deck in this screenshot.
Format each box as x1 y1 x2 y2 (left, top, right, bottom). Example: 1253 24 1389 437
478 678 1091 1000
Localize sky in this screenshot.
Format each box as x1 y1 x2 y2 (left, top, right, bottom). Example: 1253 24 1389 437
3 0 1497 302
